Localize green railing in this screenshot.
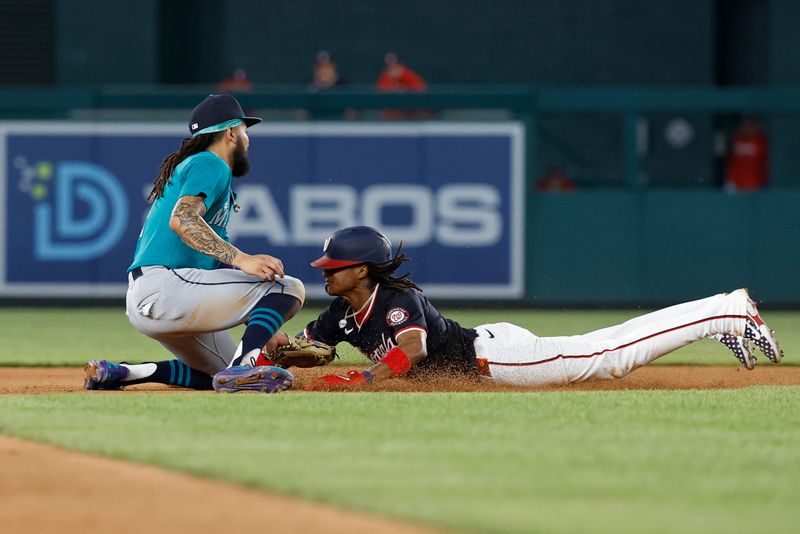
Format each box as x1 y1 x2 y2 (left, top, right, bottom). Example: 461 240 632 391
3 85 800 188
5 85 800 110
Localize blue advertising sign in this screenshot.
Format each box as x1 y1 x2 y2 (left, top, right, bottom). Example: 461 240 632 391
0 122 524 299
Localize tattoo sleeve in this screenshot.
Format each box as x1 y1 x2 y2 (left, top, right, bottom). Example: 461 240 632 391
171 196 239 265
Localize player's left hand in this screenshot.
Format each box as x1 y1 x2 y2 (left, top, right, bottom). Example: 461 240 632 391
263 335 337 369
305 370 368 391
233 252 284 281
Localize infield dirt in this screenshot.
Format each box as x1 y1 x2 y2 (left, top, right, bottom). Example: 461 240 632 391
2 365 798 534
1 365 798 394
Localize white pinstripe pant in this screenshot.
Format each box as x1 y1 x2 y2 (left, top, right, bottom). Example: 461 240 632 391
473 289 750 386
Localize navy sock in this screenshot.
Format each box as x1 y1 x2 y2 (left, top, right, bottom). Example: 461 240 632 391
122 360 213 390
233 294 302 366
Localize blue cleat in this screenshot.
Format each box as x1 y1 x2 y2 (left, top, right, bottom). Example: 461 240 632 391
213 365 294 393
84 360 130 390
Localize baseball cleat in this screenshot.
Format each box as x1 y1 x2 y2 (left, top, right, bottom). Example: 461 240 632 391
84 360 130 390
713 334 756 370
212 365 294 393
744 316 784 364
743 292 784 363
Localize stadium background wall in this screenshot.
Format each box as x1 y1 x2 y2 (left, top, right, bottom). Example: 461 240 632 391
1 0 799 305
23 0 797 188
44 0 797 87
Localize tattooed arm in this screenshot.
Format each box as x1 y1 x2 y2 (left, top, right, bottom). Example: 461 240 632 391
169 195 284 279
170 195 238 264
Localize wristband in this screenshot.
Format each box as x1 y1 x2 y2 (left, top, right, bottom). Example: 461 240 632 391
379 346 412 376
361 369 374 384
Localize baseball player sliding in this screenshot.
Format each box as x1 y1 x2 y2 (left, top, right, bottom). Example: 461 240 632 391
286 226 782 391
84 94 304 392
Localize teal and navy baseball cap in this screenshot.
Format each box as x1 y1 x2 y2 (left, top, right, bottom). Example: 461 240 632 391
188 94 262 137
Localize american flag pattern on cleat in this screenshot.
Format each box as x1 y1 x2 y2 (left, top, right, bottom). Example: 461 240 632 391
744 318 784 364
714 334 756 370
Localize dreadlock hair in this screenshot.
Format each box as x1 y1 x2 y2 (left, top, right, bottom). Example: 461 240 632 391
148 132 222 201
365 242 421 292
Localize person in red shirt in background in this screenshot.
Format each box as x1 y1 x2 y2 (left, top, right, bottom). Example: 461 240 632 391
376 53 427 92
724 117 768 192
375 53 430 120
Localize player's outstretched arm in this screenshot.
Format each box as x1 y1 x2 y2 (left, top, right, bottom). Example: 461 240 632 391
170 195 284 280
364 329 426 382
305 330 426 390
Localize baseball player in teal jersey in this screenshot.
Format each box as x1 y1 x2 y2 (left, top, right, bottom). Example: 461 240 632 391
84 94 302 392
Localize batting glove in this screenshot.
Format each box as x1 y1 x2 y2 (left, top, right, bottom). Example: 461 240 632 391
305 370 372 391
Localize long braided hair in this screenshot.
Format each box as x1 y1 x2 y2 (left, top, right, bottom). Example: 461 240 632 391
366 243 421 292
148 132 221 201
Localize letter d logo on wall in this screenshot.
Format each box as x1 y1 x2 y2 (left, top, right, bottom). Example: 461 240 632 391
34 162 128 261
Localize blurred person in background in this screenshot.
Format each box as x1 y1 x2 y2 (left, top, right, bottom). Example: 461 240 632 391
376 52 427 93
216 68 253 93
308 50 348 91
724 116 768 192
375 52 431 120
302 50 356 120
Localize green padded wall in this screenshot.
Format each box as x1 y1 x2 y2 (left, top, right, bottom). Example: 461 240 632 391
527 190 800 306
214 0 713 85
56 0 159 84
767 0 800 188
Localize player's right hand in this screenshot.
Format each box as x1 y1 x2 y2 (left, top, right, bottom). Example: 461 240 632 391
262 332 290 354
234 252 285 281
305 370 369 391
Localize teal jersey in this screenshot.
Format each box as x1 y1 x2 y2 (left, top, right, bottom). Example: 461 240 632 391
129 152 234 271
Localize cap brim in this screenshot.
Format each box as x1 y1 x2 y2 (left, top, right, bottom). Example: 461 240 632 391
243 116 262 127
310 257 363 269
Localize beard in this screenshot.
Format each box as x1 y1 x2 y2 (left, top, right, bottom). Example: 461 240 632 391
231 139 250 177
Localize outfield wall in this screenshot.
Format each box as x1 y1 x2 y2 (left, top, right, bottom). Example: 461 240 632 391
1 120 798 306
527 190 800 306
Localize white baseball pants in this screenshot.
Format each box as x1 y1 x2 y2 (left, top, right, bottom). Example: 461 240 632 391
473 289 751 386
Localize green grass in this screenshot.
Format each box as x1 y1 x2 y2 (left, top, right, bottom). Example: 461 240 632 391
1 307 798 531
1 388 798 533
0 307 796 366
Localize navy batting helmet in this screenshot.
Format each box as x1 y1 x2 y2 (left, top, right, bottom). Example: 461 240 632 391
310 226 392 269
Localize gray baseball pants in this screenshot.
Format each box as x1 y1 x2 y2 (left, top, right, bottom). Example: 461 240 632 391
125 266 305 375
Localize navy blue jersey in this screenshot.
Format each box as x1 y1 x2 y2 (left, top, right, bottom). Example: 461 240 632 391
305 285 478 375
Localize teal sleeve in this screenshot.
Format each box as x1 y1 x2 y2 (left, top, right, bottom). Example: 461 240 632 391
180 157 229 211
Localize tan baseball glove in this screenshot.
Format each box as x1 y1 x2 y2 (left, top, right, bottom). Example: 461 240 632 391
263 335 337 369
